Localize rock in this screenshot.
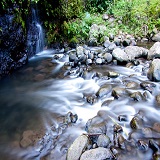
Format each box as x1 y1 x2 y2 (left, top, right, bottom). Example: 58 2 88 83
108 43 116 51
125 81 139 89
114 37 121 46
85 116 107 134
136 140 149 151
147 59 160 81
96 58 103 64
88 38 98 46
124 46 148 61
107 71 119 78
102 13 109 20
122 38 131 46
148 42 160 59
152 32 160 42
20 130 42 148
76 46 84 57
69 51 78 63
111 87 126 99
153 122 160 133
140 81 156 93
86 59 93 65
89 24 106 44
96 84 112 97
97 134 110 148
130 91 144 101
102 52 112 63
66 135 89 160
130 116 143 130
156 95 160 106
103 40 111 48
80 147 112 160
85 95 97 104
64 112 78 123
112 48 128 62
118 115 128 122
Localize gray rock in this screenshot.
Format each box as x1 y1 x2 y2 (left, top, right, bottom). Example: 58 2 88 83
80 147 112 160
96 84 112 97
130 91 144 101
102 52 112 63
112 48 128 62
102 13 109 20
148 42 160 59
97 134 110 148
96 58 103 64
111 87 127 99
114 37 121 46
125 81 139 89
86 59 93 65
152 32 160 42
88 38 98 46
67 135 89 160
76 46 84 57
69 51 78 62
124 46 148 61
108 43 116 51
147 59 160 81
103 40 111 48
85 116 107 134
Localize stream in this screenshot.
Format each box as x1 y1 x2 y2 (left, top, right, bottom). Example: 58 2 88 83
0 47 160 160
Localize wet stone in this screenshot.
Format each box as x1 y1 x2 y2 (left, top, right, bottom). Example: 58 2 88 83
86 95 97 105
125 81 139 89
107 71 119 78
136 140 149 152
96 84 112 98
67 135 89 160
118 115 128 122
111 87 126 99
80 147 112 160
130 91 144 101
153 122 160 133
114 124 123 133
130 116 143 130
156 95 160 106
97 134 110 148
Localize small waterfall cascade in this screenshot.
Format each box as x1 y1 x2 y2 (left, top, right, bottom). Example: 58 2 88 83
35 23 44 53
32 7 44 54
27 6 44 56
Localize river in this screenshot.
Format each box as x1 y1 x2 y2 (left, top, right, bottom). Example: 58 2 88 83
0 47 160 160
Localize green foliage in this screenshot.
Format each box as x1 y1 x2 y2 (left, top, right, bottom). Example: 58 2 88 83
60 0 84 20
85 0 113 13
62 12 105 42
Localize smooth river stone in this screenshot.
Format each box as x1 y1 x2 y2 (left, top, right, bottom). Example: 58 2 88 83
67 135 89 160
80 147 112 160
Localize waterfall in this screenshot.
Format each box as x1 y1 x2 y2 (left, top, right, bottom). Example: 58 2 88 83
27 6 44 56
35 23 44 53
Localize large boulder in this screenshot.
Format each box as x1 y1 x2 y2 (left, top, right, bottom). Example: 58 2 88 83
152 32 160 42
124 46 148 61
148 42 160 59
67 135 89 160
89 24 107 45
112 48 128 62
80 147 112 160
147 59 160 81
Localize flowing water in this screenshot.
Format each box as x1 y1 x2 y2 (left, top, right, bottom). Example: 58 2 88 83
0 49 160 160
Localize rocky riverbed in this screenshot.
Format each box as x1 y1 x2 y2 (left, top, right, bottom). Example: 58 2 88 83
1 41 160 160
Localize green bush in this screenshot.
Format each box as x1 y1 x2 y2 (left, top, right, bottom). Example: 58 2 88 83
85 0 113 13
